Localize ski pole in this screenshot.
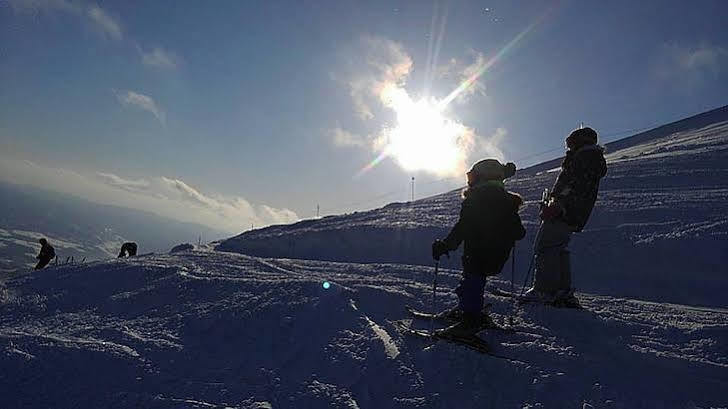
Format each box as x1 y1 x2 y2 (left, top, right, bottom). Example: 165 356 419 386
431 259 439 335
520 220 544 297
509 245 516 325
510 245 515 295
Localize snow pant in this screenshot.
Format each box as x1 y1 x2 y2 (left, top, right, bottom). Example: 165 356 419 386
455 273 488 317
533 219 573 294
35 257 51 270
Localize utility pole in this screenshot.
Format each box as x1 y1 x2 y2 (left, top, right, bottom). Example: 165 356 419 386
411 176 415 202
316 204 320 218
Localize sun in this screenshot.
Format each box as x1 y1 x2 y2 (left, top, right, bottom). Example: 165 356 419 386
378 87 472 176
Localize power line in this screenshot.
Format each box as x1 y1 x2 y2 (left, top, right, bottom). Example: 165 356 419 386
513 122 665 164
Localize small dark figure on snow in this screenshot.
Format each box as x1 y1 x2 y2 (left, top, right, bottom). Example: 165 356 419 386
35 238 55 270
431 159 526 336
524 127 607 306
118 242 138 258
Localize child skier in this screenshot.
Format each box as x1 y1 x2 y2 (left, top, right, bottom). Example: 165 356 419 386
432 159 526 336
524 127 607 306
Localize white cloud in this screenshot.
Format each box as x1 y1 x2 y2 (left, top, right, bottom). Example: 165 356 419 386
140 47 180 70
0 157 299 233
330 127 367 148
340 35 413 121
474 127 506 162
114 90 166 126
655 43 728 83
334 36 501 177
9 0 123 41
438 50 487 103
96 172 152 193
86 4 122 40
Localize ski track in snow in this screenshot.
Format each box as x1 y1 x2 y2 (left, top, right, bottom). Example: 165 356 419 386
2 251 727 408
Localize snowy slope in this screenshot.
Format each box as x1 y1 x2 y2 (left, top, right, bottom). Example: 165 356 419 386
1 251 726 408
0 182 226 274
217 107 728 307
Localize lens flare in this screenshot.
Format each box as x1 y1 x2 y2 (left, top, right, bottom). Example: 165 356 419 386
356 4 556 178
439 8 554 109
323 281 331 289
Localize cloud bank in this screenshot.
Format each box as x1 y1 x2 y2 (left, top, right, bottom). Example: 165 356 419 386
0 157 299 234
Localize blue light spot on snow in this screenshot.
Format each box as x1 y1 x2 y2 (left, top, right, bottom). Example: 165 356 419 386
323 281 331 289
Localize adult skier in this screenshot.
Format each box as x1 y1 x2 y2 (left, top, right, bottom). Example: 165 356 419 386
524 127 607 306
35 238 55 270
118 242 138 258
431 159 526 336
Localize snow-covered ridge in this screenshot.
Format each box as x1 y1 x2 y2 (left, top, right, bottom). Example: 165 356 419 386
217 108 728 307
0 182 227 275
2 251 726 408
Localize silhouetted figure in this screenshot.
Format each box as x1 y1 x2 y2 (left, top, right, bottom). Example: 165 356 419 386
118 242 138 258
431 159 526 337
524 127 607 306
35 238 55 270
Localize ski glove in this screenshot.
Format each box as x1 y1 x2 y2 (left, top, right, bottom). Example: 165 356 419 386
539 201 563 221
432 239 450 260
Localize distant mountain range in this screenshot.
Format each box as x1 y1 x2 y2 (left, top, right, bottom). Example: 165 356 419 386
0 182 227 274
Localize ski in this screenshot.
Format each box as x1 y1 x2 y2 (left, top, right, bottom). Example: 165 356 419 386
391 320 526 363
391 320 491 354
404 305 517 333
486 287 584 309
405 305 455 323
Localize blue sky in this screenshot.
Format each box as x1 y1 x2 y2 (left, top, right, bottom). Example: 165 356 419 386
1 0 727 232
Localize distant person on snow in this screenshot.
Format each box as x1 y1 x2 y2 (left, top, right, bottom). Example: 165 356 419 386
431 159 526 337
118 242 138 258
35 238 55 270
524 127 607 306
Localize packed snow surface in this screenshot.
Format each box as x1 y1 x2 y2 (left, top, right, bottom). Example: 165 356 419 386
2 251 727 408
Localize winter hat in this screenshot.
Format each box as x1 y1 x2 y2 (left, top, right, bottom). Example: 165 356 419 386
467 159 517 181
39 238 47 245
566 127 598 149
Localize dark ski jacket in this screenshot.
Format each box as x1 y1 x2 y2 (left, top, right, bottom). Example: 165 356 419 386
552 144 607 232
37 243 55 261
442 182 526 275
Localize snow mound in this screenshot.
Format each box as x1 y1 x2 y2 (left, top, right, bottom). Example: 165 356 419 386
2 251 727 408
217 108 728 307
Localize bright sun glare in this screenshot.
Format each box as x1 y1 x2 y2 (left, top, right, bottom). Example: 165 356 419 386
378 85 471 176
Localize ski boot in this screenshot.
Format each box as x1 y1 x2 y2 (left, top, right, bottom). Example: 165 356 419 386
552 288 581 308
436 312 491 338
